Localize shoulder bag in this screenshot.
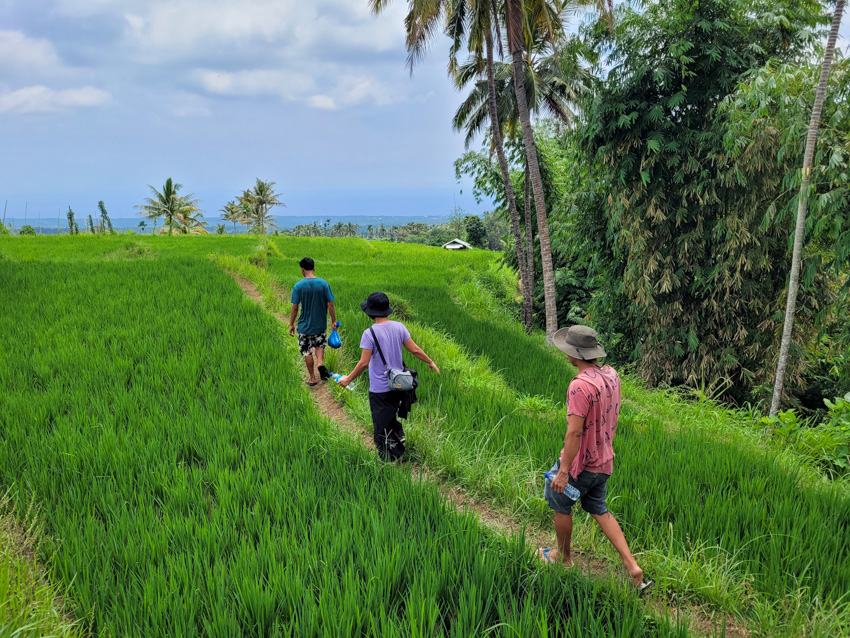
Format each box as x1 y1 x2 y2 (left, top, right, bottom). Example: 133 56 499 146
369 326 418 392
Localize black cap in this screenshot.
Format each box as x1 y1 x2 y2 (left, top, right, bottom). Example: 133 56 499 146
360 292 394 317
299 257 315 271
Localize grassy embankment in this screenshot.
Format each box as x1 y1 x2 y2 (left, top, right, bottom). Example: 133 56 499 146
0 235 683 636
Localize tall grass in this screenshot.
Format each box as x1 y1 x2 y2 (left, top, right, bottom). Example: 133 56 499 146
0 237 682 636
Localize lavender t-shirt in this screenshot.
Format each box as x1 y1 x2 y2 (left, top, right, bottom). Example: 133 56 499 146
360 321 411 393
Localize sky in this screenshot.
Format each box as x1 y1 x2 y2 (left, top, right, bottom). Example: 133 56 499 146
0 0 496 226
0 1 848 228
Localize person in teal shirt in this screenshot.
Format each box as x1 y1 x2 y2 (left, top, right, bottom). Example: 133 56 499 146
288 257 337 386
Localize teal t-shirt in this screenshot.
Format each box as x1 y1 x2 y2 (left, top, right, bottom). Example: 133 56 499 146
291 277 334 336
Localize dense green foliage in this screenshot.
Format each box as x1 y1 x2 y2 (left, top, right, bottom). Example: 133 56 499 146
575 0 827 392
720 54 850 404
0 236 681 637
457 0 847 410
286 213 506 249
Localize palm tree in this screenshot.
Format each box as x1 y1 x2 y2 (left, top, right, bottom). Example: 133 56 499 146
248 178 284 235
373 0 570 340
373 0 535 329
451 0 534 329
136 178 202 236
173 206 208 234
770 0 845 415
502 0 567 342
221 200 245 234
453 30 590 328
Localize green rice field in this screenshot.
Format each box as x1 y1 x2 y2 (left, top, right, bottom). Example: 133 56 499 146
1 235 848 637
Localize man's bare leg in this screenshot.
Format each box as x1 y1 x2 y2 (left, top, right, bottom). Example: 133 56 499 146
315 347 325 368
539 512 574 566
554 512 574 565
591 512 644 585
304 354 318 383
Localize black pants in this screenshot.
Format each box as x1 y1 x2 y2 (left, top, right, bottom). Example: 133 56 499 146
369 391 406 461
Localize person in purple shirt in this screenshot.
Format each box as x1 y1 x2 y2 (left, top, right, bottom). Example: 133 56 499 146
338 292 439 461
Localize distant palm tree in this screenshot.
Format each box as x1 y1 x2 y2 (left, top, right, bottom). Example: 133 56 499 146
215 223 227 235
136 178 203 236
138 220 147 233
243 179 284 235
221 200 245 233
173 206 208 234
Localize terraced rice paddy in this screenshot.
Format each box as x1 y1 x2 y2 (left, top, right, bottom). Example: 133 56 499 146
0 236 683 637
0 235 848 637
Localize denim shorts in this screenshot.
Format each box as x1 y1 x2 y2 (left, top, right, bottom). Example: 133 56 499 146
544 459 609 516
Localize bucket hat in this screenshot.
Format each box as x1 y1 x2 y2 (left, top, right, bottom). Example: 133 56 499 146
360 292 394 317
552 325 607 360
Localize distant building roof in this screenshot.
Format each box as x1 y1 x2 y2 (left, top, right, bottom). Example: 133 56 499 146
442 238 472 250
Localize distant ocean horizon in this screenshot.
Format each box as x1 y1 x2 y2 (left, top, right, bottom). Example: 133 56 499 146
6 214 456 235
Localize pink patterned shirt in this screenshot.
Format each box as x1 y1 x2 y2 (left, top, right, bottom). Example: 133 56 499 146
561 365 621 477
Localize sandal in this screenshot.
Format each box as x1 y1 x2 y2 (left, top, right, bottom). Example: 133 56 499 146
306 381 319 387
538 547 554 564
635 579 653 595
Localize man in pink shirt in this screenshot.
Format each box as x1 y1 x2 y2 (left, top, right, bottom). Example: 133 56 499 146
540 325 651 592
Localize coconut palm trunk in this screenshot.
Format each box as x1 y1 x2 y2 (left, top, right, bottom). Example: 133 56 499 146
523 159 535 328
506 0 558 342
770 0 845 416
485 29 532 331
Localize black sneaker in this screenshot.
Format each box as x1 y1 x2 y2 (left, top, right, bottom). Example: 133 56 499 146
318 365 330 381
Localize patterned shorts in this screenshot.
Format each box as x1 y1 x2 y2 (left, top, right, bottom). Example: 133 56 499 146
297 332 327 356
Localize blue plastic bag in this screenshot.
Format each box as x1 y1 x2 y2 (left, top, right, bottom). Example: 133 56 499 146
328 322 342 349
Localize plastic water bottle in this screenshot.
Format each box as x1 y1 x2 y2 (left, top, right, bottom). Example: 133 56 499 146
329 373 354 391
545 472 581 500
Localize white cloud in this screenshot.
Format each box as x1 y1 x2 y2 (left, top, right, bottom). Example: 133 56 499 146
169 92 212 117
308 94 338 110
0 30 65 76
3 1 424 113
120 0 406 63
0 85 111 114
194 69 317 101
194 66 404 110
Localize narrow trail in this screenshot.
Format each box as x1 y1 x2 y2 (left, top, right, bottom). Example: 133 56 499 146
230 272 749 638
